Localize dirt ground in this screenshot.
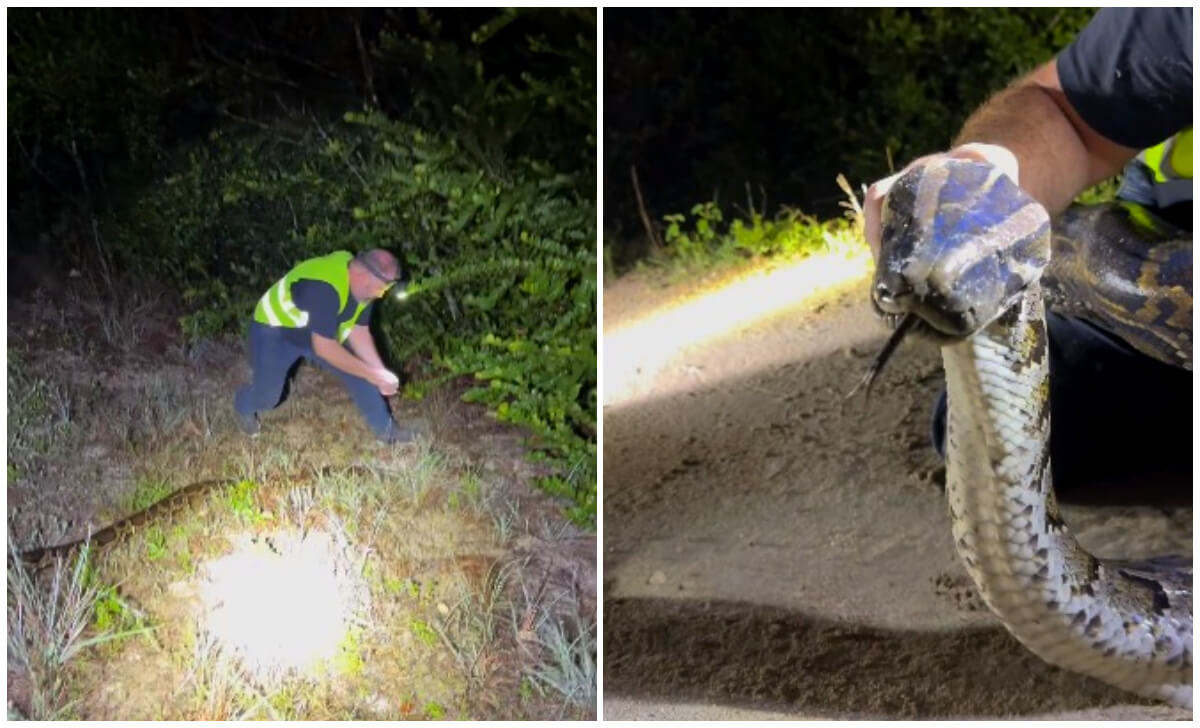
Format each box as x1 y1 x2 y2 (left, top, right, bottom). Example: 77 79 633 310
601 261 1191 720
5 277 596 720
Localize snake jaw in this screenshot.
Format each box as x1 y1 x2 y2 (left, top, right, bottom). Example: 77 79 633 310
853 293 1001 403
850 293 964 403
870 294 969 345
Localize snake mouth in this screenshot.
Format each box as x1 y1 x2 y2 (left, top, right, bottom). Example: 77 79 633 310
850 298 973 401
857 277 1019 401
871 298 974 344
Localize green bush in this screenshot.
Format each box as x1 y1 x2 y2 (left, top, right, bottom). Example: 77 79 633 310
374 8 596 194
658 198 862 269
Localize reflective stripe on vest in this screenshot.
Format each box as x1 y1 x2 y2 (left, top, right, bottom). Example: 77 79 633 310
253 251 367 342
257 276 310 327
1137 127 1192 208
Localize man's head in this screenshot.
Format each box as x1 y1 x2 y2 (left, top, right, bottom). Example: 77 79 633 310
349 249 401 301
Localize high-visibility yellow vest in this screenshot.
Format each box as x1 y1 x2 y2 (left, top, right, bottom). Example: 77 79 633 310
253 251 368 343
1137 127 1192 208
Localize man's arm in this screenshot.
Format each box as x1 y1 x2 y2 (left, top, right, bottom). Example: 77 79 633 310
951 61 1139 215
864 60 1138 259
345 324 385 370
293 279 389 390
311 332 384 384
343 326 398 395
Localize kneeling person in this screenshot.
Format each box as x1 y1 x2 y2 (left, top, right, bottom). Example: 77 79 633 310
234 248 415 443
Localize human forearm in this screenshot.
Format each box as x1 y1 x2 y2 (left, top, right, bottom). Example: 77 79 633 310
311 333 379 381
953 61 1138 215
345 325 385 369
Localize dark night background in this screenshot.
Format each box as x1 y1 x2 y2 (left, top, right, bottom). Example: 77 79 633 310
9 8 594 255
603 8 1095 267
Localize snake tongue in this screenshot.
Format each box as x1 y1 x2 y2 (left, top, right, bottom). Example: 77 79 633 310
847 312 918 402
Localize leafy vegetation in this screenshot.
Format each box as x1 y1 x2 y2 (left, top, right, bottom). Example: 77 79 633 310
659 201 860 267
626 172 867 278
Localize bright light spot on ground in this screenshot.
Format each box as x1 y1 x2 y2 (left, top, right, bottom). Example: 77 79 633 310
604 245 874 407
198 529 365 680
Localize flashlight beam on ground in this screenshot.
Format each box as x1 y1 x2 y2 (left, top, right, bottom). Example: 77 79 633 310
198 530 365 680
604 248 873 407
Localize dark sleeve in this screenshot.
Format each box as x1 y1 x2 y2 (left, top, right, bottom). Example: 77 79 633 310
1056 8 1192 149
290 280 340 339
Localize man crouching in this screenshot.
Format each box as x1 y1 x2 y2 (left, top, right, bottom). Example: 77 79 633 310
233 248 416 444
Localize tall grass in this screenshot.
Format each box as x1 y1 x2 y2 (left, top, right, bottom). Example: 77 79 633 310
528 610 596 713
432 562 513 689
515 579 596 714
6 540 146 719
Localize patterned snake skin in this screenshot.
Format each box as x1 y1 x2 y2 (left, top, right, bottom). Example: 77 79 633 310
11 465 371 573
871 158 1192 708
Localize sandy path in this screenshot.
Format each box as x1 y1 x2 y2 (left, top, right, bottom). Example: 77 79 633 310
600 263 1191 720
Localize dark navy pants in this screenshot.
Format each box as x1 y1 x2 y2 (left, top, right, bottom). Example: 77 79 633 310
234 323 394 437
931 312 1192 492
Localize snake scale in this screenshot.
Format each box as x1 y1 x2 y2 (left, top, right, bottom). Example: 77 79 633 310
10 465 372 574
869 158 1192 708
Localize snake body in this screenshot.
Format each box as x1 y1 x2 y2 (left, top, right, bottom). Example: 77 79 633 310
873 159 1192 708
12 477 246 572
12 466 366 573
1042 202 1192 371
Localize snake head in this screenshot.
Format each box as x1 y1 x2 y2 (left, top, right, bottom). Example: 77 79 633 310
872 158 1051 341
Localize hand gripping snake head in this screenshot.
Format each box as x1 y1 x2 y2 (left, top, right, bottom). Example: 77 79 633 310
872 158 1052 341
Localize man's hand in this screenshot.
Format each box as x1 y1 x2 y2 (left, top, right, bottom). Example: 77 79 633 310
312 332 399 396
348 327 398 394
372 368 400 397
863 144 1021 263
